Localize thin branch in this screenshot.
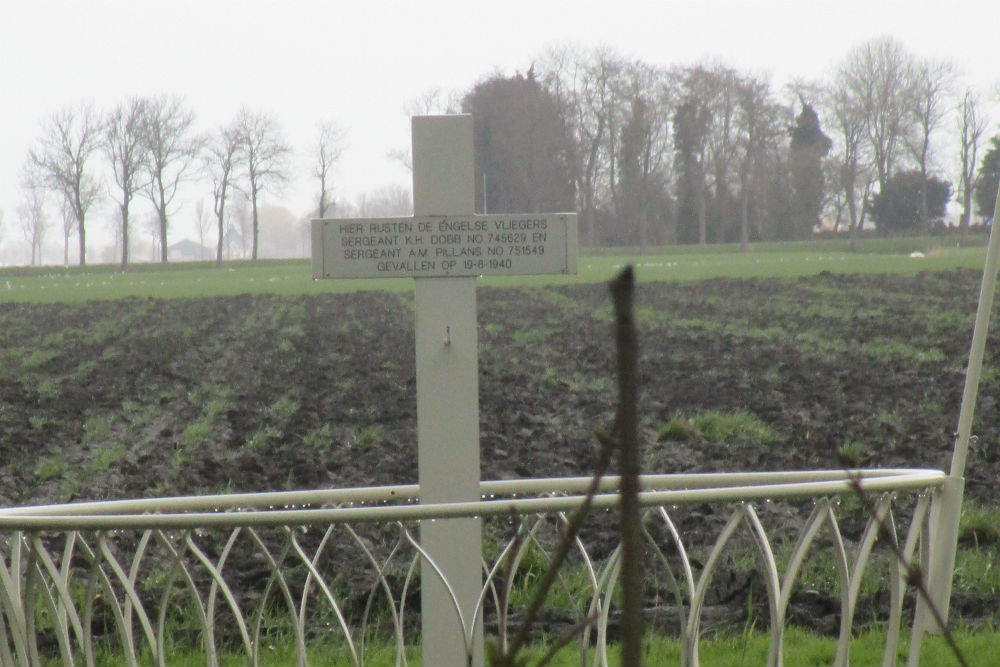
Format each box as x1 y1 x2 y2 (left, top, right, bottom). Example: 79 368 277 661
846 474 968 667
610 265 643 667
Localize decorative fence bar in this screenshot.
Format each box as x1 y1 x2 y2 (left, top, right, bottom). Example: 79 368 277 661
0 469 947 666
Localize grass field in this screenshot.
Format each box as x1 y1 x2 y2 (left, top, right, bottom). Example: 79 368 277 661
71 625 997 667
0 236 988 302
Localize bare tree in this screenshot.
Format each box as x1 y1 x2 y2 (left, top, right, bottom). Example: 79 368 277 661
58 198 77 265
105 97 150 269
18 161 49 265
231 194 251 258
355 184 412 218
142 212 161 261
28 104 102 265
193 199 211 260
673 65 718 244
907 59 956 228
616 61 676 249
387 88 460 172
313 121 346 218
236 108 291 260
838 37 916 196
540 45 625 246
205 122 244 267
406 87 450 116
733 73 787 251
704 66 745 243
144 95 200 262
825 71 875 249
957 88 989 244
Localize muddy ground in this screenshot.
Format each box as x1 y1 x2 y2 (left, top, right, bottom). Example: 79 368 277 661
0 268 997 630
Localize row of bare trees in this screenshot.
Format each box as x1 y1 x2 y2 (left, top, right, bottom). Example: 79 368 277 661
21 98 310 267
516 37 993 247
14 36 997 265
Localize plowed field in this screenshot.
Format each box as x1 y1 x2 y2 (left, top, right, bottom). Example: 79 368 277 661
1 268 997 628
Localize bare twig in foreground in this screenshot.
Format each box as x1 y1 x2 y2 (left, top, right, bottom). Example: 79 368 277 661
846 473 968 667
610 265 643 667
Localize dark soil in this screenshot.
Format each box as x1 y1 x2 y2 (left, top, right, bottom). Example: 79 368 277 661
1 268 998 630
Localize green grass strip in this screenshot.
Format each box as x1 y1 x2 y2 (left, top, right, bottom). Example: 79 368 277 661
58 624 999 666
0 240 988 303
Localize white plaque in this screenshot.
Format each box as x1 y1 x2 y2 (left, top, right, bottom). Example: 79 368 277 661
311 213 578 279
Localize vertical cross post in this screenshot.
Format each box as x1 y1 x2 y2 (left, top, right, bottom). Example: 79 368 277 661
312 114 575 663
412 115 483 666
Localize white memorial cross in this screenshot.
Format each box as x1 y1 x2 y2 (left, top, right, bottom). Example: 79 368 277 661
312 114 577 665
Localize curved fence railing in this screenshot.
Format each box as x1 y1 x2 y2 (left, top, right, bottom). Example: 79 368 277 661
0 468 947 667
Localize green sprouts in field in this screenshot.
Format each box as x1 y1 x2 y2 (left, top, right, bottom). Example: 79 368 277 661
35 453 68 482
959 502 1000 547
837 440 866 467
87 442 127 474
656 410 779 445
303 424 333 450
81 412 115 445
267 393 300 422
352 425 381 448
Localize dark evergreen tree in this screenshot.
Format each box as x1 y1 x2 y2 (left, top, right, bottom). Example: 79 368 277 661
788 101 832 239
617 95 673 248
673 97 711 244
462 71 574 214
974 137 1000 220
870 170 951 234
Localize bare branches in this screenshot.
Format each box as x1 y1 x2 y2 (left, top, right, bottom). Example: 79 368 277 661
27 104 102 265
17 159 48 265
837 37 916 195
846 474 968 667
491 266 642 667
313 121 347 218
957 88 989 244
104 97 150 269
143 95 200 262
204 121 244 267
235 108 292 260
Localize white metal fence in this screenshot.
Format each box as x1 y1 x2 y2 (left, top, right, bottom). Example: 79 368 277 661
0 469 948 666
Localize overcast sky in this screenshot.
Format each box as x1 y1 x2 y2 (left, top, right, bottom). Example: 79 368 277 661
2 0 998 256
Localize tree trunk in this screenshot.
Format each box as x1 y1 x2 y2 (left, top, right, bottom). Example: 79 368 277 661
960 185 974 246
847 188 859 252
159 209 169 263
120 203 129 270
75 191 87 266
215 209 224 267
78 220 86 266
739 187 750 252
251 192 260 260
919 163 929 231
697 183 707 245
